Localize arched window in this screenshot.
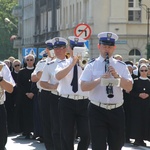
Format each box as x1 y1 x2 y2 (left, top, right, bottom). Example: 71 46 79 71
129 49 141 63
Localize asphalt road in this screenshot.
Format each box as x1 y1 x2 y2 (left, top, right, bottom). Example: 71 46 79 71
5 134 150 150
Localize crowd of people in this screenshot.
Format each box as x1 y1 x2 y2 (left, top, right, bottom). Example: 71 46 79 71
1 32 150 150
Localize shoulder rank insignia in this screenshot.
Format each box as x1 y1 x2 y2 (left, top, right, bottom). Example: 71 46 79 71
58 59 65 63
117 60 125 65
88 58 95 64
47 61 54 65
40 60 46 63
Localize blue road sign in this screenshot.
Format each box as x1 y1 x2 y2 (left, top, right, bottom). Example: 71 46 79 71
38 48 45 59
84 40 90 50
22 48 37 58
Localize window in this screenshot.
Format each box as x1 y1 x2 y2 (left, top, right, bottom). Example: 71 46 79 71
73 4 74 22
128 0 134 7
48 0 52 10
128 0 141 22
56 0 60 9
40 0 46 6
128 10 141 21
129 49 141 63
129 49 141 55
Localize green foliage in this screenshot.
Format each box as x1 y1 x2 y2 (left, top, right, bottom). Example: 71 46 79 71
0 0 18 60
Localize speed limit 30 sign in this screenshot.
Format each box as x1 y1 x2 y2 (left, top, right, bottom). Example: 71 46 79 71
74 23 92 40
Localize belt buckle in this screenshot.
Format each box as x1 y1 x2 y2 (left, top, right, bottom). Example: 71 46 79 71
105 104 114 110
0 101 3 105
74 95 78 100
106 104 110 110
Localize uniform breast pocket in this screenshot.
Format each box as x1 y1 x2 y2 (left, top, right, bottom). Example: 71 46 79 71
92 71 103 80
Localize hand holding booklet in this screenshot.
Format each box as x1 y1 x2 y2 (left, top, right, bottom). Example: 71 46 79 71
101 78 120 87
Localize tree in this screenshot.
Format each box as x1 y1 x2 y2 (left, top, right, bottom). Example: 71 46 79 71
0 0 18 60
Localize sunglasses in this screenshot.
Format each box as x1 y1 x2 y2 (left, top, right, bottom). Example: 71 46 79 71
140 70 148 72
26 59 34 61
14 64 20 67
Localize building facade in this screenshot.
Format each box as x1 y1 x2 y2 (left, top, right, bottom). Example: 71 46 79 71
13 0 150 63
59 0 150 63
13 0 60 60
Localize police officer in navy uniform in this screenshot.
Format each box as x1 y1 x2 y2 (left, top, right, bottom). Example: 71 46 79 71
80 32 133 150
40 37 68 150
0 62 15 150
55 36 90 150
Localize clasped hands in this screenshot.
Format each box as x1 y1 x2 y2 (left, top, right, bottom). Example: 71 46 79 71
139 93 149 99
26 92 34 99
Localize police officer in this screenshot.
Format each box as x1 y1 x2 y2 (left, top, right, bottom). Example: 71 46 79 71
40 37 68 150
31 39 55 148
0 62 15 150
31 39 54 143
31 39 54 83
80 32 133 150
55 36 90 150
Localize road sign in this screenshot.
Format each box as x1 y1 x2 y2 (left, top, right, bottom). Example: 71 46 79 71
22 48 37 57
38 48 46 59
74 23 92 40
84 40 90 50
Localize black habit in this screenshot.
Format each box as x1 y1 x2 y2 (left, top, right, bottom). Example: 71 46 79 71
130 77 150 141
17 67 34 136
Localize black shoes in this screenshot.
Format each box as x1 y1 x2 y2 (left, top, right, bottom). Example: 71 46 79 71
25 134 31 139
133 140 146 147
125 139 131 143
36 136 44 143
24 133 33 139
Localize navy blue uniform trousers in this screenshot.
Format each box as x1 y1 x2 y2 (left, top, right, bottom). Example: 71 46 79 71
40 90 54 150
59 97 90 150
40 90 61 150
89 103 125 150
0 104 7 150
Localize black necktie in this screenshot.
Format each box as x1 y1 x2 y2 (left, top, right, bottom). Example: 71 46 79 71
105 59 109 72
71 64 78 93
105 59 109 93
105 59 114 98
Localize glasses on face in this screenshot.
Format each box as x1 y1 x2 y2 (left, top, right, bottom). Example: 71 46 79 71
26 59 34 61
14 64 20 67
140 70 148 72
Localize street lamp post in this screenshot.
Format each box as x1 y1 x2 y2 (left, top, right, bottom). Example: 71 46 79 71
4 17 18 41
4 18 22 59
139 0 150 59
4 18 18 29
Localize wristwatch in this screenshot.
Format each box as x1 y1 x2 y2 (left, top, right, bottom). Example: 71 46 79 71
0 76 3 82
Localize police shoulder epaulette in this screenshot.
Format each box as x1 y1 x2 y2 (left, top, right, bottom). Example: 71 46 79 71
58 60 65 63
88 58 95 64
47 61 54 65
40 60 46 63
117 60 125 65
